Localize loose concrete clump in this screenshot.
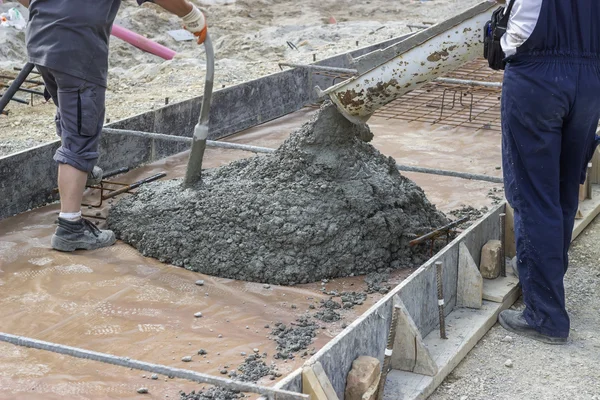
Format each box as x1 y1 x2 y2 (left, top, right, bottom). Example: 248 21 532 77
230 354 280 382
271 316 318 359
314 297 342 322
365 272 392 294
340 292 367 307
314 308 341 322
108 103 448 284
179 387 244 400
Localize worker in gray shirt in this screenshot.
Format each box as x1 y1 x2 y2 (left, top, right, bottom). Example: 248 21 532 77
21 0 207 251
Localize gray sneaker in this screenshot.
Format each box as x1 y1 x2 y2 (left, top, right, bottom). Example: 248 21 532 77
86 166 103 186
51 217 116 252
498 310 567 345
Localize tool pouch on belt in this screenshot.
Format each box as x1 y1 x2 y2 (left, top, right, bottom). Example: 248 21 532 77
483 0 515 70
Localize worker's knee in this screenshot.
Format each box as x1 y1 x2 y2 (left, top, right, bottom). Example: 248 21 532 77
49 71 106 173
53 147 98 173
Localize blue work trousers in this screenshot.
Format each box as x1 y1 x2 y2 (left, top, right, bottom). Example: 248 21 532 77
502 59 600 338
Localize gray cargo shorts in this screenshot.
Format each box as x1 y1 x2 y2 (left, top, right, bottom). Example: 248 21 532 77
37 66 106 173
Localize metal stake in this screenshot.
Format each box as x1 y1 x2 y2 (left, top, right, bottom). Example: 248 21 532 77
499 213 506 277
435 261 447 339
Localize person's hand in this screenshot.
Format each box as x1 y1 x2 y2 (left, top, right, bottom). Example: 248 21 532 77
182 5 207 44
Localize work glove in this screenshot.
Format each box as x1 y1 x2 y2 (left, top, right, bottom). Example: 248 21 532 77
182 5 208 45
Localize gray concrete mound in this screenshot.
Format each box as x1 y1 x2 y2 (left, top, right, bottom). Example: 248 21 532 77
108 103 448 285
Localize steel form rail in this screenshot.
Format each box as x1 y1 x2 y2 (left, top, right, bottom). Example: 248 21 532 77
0 332 308 400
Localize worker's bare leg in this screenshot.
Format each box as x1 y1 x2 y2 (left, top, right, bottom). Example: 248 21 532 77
36 66 116 252
58 164 87 214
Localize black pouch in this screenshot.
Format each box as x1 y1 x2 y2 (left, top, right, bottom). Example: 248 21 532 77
483 0 515 70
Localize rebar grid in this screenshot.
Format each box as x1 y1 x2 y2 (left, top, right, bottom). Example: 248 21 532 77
375 58 504 132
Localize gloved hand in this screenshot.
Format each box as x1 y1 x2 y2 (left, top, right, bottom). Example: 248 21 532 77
182 5 207 44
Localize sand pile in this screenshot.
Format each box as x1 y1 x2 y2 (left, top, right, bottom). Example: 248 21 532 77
108 103 448 284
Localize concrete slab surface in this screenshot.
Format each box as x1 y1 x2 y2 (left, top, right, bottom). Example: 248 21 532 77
0 97 507 398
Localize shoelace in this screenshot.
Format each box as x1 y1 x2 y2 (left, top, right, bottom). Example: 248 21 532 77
82 218 101 237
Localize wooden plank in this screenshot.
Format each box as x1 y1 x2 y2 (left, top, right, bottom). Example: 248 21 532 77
456 242 483 309
482 271 520 303
303 366 330 400
589 147 600 184
311 362 340 400
572 185 600 240
504 204 516 259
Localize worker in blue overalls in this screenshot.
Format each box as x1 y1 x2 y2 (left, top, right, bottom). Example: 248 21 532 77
498 0 600 344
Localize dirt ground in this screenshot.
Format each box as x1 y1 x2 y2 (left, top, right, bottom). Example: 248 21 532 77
430 218 600 400
0 0 482 156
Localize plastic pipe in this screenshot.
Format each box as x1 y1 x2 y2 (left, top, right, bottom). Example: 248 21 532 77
111 23 176 60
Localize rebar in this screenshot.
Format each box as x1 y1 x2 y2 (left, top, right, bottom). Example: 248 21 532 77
104 127 503 184
0 83 45 96
409 216 469 247
0 75 45 86
435 77 502 88
396 164 503 184
499 213 506 277
102 128 274 154
376 304 400 400
0 332 307 400
435 261 447 339
0 94 28 105
102 172 166 200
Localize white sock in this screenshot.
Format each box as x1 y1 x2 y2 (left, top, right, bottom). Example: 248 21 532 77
59 211 82 221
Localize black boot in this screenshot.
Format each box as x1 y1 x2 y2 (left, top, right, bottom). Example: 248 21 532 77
51 217 116 252
498 310 567 345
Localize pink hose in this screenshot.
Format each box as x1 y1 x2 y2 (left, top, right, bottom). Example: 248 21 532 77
111 23 176 60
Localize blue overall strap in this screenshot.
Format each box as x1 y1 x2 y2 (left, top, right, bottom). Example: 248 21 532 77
515 0 600 60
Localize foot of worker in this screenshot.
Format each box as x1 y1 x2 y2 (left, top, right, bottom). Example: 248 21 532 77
52 217 116 252
51 163 116 252
499 309 567 345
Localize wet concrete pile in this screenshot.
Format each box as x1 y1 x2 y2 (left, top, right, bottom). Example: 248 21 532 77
108 103 448 285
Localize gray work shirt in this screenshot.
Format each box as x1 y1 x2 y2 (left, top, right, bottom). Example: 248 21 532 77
26 0 151 87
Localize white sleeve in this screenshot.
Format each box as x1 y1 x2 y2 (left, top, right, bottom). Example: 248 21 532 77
501 0 543 56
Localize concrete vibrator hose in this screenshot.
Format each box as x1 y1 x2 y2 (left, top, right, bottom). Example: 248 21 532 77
184 33 215 186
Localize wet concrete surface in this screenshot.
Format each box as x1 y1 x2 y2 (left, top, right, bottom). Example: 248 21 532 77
0 107 502 398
